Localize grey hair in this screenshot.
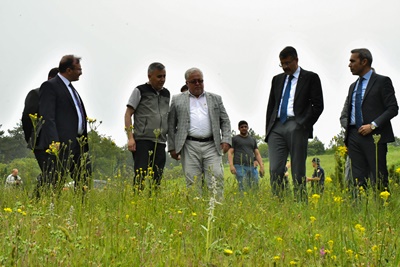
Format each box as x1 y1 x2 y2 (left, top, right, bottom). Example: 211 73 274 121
351 48 373 66
185 67 203 80
148 62 165 74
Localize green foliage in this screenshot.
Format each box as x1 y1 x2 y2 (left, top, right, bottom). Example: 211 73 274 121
307 136 325 156
258 143 268 158
0 122 32 163
88 130 133 180
1 163 400 266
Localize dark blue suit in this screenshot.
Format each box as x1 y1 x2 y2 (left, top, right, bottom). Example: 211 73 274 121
344 71 398 191
265 68 324 200
35 75 90 187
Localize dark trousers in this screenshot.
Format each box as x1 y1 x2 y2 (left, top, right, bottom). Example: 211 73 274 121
347 127 389 192
34 146 91 190
132 140 166 190
268 119 309 201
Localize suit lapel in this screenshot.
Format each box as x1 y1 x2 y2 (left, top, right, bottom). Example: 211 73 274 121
276 74 286 103
56 76 75 107
363 72 377 103
294 68 304 101
205 92 214 118
184 92 190 119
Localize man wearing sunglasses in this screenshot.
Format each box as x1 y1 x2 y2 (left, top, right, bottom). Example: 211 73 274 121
168 67 231 200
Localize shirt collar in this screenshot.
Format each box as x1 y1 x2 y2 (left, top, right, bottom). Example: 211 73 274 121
58 73 71 87
361 69 373 81
189 90 206 98
292 66 301 79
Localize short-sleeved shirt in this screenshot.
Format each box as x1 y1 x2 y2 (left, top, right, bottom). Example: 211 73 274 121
312 166 325 186
232 135 258 166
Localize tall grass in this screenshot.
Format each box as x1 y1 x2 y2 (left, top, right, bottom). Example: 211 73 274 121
1 151 400 266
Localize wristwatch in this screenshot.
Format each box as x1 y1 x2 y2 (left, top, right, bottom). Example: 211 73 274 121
371 124 376 130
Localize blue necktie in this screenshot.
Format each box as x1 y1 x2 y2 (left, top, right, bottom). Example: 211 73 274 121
280 75 294 124
355 78 364 128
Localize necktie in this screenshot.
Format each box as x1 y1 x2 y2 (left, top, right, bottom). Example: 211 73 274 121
355 77 364 128
69 83 86 133
280 75 294 124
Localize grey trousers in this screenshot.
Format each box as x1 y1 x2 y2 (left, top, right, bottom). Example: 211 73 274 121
181 140 224 200
268 119 308 200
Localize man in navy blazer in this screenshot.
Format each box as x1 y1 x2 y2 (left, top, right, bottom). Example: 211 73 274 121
343 48 398 193
265 46 324 201
35 55 91 190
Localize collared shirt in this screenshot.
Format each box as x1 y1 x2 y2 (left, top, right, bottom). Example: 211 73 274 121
188 91 212 138
58 73 85 135
127 82 163 110
278 66 301 118
350 69 373 125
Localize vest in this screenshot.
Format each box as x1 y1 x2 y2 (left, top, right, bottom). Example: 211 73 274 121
133 84 170 143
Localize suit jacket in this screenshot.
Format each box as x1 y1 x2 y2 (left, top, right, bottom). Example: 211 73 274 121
344 72 398 144
168 91 231 155
22 88 39 144
265 68 324 141
36 75 88 152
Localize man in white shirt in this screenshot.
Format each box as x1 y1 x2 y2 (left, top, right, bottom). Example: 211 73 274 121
5 169 23 188
168 68 231 200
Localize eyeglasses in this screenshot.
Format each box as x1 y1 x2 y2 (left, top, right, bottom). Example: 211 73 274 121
279 59 295 68
188 79 204 84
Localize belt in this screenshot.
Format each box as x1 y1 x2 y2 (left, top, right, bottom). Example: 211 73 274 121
186 136 214 142
286 116 295 120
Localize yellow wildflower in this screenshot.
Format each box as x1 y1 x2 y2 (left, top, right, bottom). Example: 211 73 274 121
396 167 400 174
306 249 313 254
276 237 283 242
372 245 378 252
346 249 353 257
273 255 280 261
311 194 320 204
355 224 365 233
328 240 334 249
315 234 321 240
191 212 197 216
337 146 347 157
325 177 332 183
4 208 12 213
379 191 390 201
242 247 250 254
333 196 343 203
223 249 233 256
86 117 97 123
289 261 297 265
310 216 317 223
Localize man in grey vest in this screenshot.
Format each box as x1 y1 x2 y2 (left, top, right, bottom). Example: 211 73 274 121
124 62 170 191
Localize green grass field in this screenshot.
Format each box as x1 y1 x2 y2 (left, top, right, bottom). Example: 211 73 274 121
1 148 400 266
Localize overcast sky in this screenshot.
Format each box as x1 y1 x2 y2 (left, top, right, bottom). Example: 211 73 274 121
1 0 400 148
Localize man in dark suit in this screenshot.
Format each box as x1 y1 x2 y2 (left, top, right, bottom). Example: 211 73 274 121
265 46 324 201
343 48 398 193
35 55 91 190
22 67 59 148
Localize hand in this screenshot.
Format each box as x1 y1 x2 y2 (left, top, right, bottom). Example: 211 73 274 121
358 124 373 136
259 166 265 178
220 143 230 154
169 150 181 160
230 165 236 175
127 139 136 152
306 177 312 182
